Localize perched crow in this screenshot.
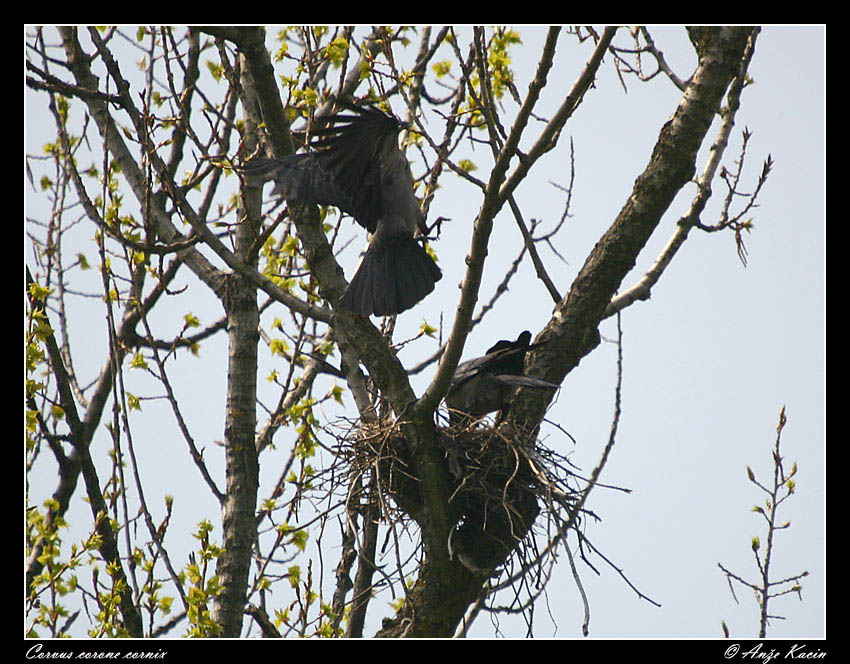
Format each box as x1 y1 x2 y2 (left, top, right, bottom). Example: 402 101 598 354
240 103 442 316
445 331 559 424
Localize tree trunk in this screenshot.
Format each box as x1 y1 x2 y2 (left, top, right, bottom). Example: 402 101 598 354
211 57 263 636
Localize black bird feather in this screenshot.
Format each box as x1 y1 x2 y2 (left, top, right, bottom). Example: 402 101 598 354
445 331 559 424
239 103 441 316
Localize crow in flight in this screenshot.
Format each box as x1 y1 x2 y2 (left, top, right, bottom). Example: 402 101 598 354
240 103 442 316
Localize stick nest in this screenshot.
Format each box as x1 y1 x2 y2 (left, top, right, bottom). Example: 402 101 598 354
337 417 582 575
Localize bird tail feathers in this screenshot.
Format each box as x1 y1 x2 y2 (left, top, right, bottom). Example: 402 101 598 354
340 235 442 316
494 375 560 390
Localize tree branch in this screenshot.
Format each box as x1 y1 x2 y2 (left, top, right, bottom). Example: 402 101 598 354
514 27 758 436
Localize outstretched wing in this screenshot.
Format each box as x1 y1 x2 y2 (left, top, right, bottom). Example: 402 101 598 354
241 103 404 234
309 103 404 233
239 153 353 216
